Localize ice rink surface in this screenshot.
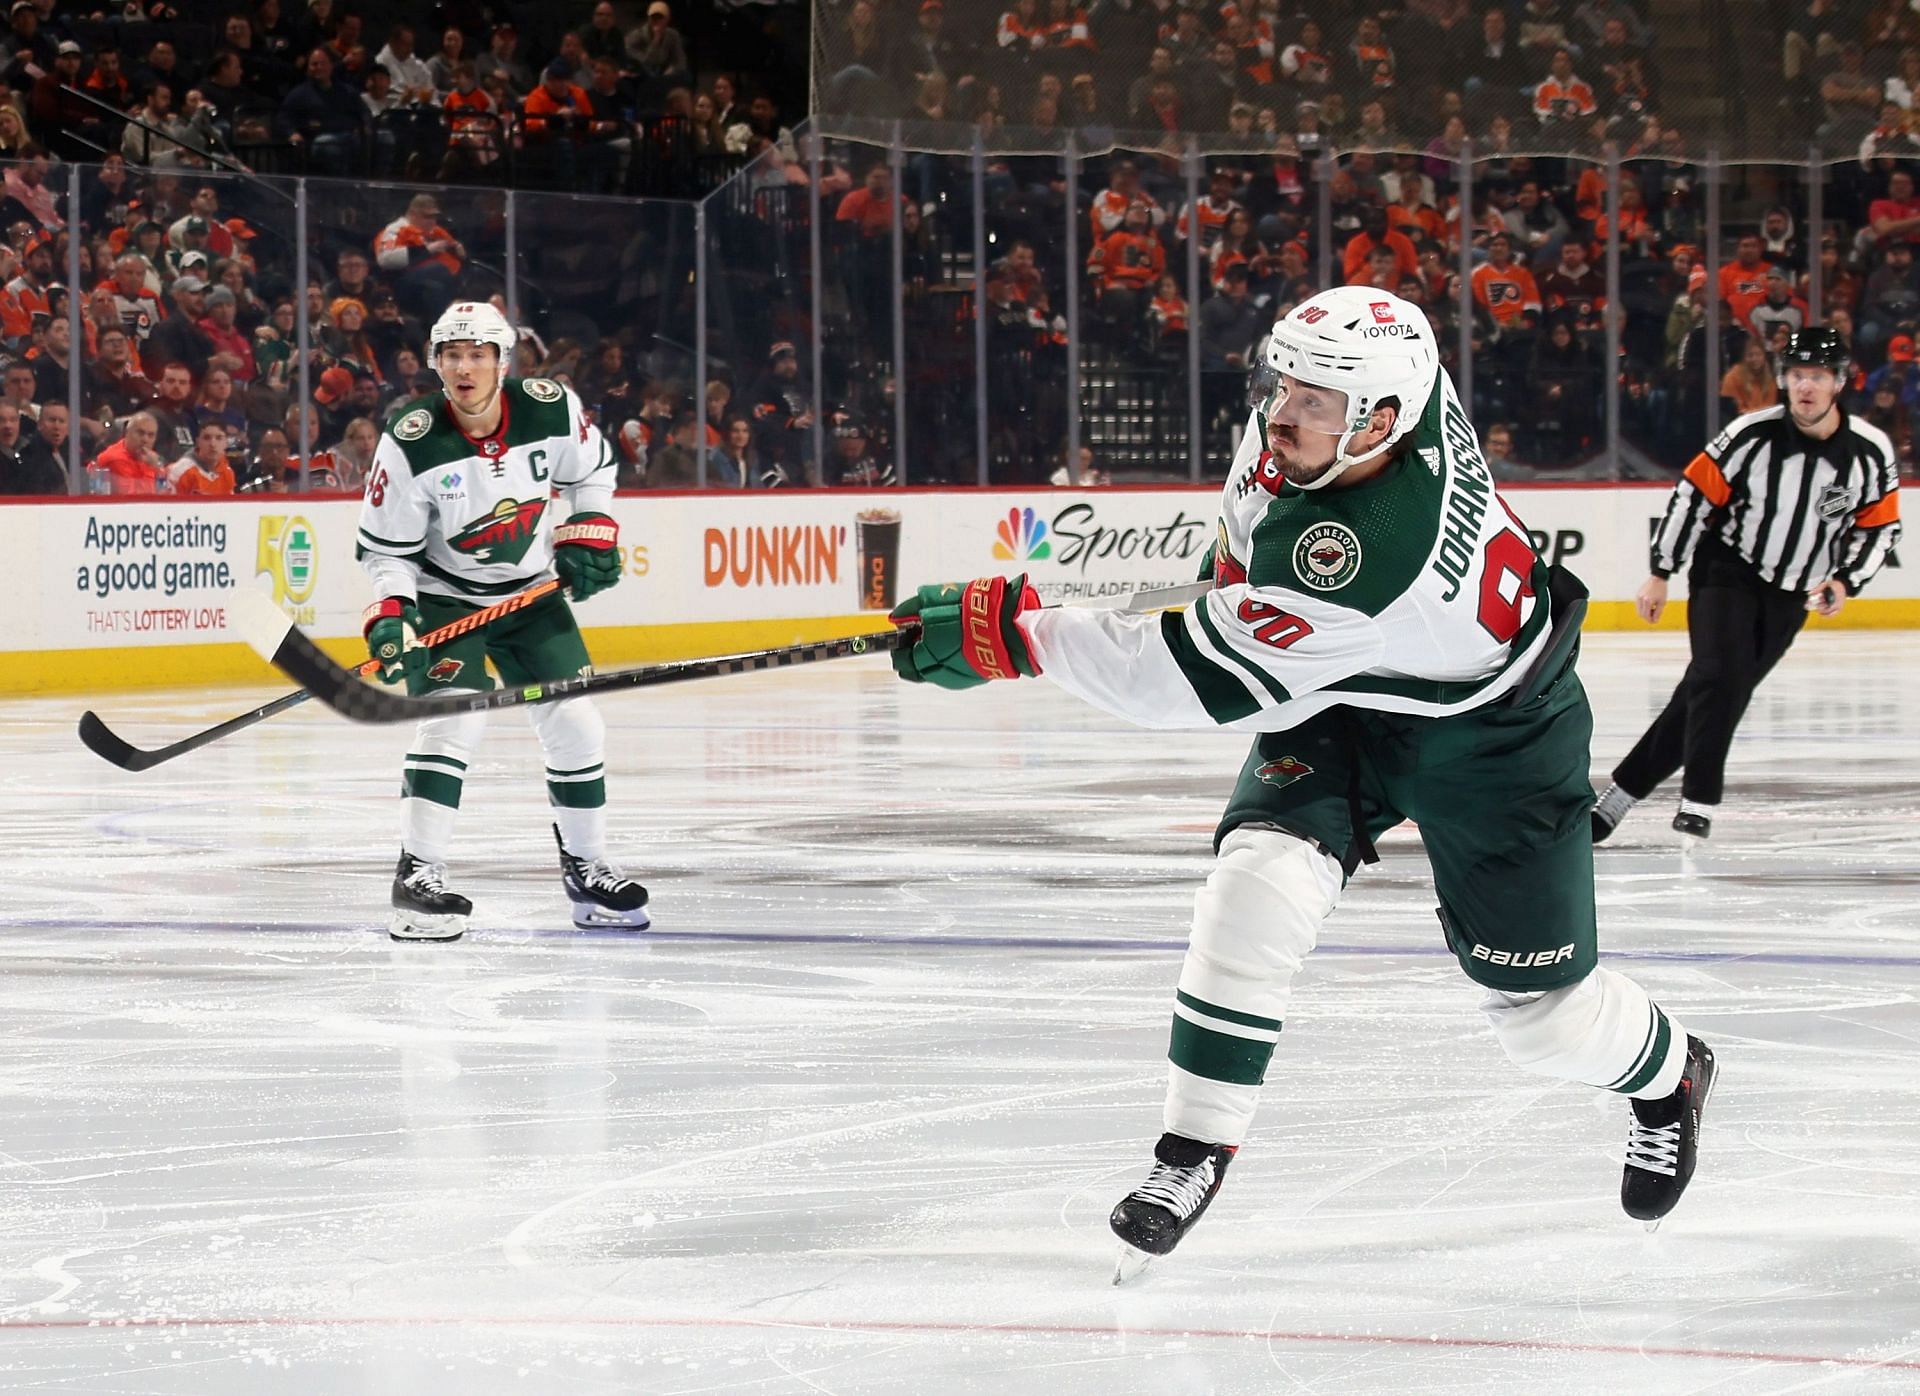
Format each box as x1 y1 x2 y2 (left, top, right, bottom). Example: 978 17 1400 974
2 630 1917 1394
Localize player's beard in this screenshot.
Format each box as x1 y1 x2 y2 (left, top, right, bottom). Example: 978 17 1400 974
1266 420 1341 486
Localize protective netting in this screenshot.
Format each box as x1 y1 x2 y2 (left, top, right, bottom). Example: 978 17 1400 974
812 0 1910 165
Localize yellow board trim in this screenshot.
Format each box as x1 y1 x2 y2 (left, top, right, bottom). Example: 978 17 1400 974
1583 598 1920 631
0 616 886 695
5 600 1916 695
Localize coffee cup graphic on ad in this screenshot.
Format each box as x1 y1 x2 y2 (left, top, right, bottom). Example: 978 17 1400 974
856 508 901 610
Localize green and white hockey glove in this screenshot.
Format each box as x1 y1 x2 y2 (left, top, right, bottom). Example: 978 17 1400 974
889 574 1043 690
553 512 621 601
363 597 429 695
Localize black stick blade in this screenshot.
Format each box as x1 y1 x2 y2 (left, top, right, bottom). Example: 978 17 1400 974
77 711 156 771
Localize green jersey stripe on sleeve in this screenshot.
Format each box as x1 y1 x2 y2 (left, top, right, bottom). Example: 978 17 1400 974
1158 610 1260 724
1193 598 1292 706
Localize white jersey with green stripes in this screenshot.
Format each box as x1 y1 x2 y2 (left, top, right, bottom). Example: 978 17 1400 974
1025 375 1553 732
356 377 616 604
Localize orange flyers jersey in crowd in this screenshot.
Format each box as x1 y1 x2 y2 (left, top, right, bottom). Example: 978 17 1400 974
1718 261 1774 331
522 82 591 140
1472 261 1542 325
374 216 463 278
1386 203 1445 245
1087 229 1164 290
997 9 1044 48
1532 75 1597 121
1176 197 1239 247
1090 188 1162 239
1041 9 1094 48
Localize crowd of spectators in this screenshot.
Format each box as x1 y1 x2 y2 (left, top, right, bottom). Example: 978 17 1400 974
0 0 801 194
10 1 1920 493
800 0 1920 478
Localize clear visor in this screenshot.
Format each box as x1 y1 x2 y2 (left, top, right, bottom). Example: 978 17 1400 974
1256 370 1354 437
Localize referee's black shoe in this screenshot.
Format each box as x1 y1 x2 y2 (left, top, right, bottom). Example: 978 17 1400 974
1671 806 1713 839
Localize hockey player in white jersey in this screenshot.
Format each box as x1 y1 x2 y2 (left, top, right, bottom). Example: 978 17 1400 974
889 287 1717 1276
356 301 649 941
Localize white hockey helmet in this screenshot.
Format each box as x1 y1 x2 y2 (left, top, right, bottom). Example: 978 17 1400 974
1256 286 1441 490
428 300 516 383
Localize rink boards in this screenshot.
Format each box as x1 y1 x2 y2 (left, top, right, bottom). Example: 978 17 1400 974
3 484 1913 693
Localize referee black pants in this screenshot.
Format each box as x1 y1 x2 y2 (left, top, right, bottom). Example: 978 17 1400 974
1613 539 1808 806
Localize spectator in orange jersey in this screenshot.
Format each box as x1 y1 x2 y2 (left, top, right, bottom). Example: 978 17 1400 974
91 411 166 494
373 193 465 319
168 421 236 495
1472 232 1543 329
1717 233 1775 333
1342 206 1418 284
1090 160 1164 240
1147 273 1188 351
1386 176 1445 247
835 163 908 239
521 59 594 184
1088 200 1164 337
1719 335 1780 416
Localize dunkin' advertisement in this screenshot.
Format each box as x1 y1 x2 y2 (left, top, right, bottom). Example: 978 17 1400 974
2 485 1912 693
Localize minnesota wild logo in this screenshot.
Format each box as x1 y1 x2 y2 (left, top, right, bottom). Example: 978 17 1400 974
448 497 548 564
1255 755 1313 788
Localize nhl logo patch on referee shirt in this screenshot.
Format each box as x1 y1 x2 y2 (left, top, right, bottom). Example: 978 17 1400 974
1817 484 1852 520
1294 521 1362 591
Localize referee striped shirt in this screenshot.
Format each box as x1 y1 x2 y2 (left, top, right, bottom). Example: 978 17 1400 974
1652 407 1903 594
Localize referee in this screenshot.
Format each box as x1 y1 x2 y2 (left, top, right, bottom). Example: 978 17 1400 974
1594 327 1902 841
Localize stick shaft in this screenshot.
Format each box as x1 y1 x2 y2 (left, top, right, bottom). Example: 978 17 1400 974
80 580 564 769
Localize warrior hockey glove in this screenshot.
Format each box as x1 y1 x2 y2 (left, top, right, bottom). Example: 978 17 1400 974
363 598 430 695
553 512 621 601
889 574 1042 690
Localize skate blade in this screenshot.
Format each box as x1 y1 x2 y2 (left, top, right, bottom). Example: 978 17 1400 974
572 902 651 930
1112 1244 1155 1286
389 911 467 942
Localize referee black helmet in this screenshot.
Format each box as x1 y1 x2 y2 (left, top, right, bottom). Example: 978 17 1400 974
1778 326 1850 385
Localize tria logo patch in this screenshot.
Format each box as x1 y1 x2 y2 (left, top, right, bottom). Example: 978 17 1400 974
1255 755 1313 788
438 471 462 490
448 497 548 564
1294 521 1363 591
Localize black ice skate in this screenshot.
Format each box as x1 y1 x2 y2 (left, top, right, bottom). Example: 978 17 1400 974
390 851 471 942
1622 1034 1717 1229
554 826 650 929
1110 1133 1237 1283
1671 803 1713 839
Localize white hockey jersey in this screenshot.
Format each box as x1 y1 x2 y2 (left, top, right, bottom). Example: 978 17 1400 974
1026 375 1555 732
356 377 617 603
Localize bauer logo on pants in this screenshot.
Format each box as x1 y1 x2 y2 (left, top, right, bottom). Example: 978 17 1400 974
1294 522 1362 591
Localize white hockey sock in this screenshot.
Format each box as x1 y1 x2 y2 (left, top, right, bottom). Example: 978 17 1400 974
1163 827 1342 1147
402 796 460 866
554 805 606 862
400 711 487 864
1482 967 1687 1101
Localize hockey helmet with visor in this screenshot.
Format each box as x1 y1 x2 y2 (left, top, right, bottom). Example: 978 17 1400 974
1253 286 1441 490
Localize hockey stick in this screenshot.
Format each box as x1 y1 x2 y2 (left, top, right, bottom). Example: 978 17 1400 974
233 579 1214 726
78 579 563 770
